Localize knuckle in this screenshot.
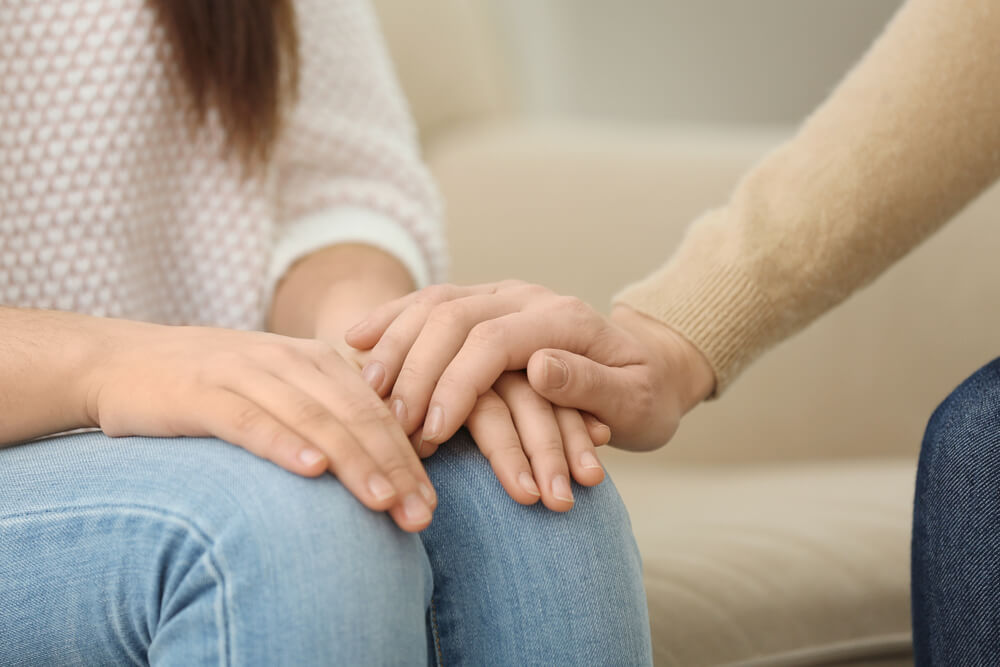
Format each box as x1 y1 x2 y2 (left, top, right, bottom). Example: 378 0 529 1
426 301 466 330
378 456 417 483
232 404 267 435
345 398 392 428
522 428 565 455
522 282 551 298
394 364 426 388
468 320 504 348
292 398 335 429
536 437 565 454
416 283 453 306
581 362 604 392
486 446 528 470
632 375 657 416
434 372 467 398
470 394 512 422
496 279 527 292
554 295 591 317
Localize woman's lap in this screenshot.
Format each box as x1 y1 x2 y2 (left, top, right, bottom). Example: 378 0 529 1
0 432 432 665
0 430 651 665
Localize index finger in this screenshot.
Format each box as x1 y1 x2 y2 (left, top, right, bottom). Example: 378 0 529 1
345 283 501 351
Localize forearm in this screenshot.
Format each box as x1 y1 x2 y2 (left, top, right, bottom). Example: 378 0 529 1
0 307 111 444
268 243 415 340
616 0 1000 393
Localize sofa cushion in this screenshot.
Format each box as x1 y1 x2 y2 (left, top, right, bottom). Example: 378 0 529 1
605 456 916 666
371 0 510 143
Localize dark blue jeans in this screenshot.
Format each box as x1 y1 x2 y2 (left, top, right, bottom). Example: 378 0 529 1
913 358 1000 665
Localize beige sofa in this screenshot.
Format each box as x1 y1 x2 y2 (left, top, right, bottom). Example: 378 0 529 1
373 2 1000 664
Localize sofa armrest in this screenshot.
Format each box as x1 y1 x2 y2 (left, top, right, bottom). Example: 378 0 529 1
427 120 1000 464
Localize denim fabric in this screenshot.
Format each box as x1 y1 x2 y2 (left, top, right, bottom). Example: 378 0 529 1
422 430 651 666
0 429 651 665
912 357 1000 666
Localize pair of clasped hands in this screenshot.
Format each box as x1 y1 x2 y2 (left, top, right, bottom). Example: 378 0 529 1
92 280 712 534
333 281 714 532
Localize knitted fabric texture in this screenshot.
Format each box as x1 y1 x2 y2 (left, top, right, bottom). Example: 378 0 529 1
0 0 446 330
615 0 1000 393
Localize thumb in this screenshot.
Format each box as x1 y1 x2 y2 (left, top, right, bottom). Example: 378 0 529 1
526 349 630 423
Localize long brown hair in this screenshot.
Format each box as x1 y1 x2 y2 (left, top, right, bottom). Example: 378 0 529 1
149 0 300 166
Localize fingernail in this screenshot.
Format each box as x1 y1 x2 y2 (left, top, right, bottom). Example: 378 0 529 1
390 398 407 423
519 472 541 496
580 451 602 470
419 482 437 506
552 474 574 503
545 356 568 389
595 425 612 445
403 493 432 523
298 448 326 467
424 405 444 441
361 361 385 391
368 473 395 501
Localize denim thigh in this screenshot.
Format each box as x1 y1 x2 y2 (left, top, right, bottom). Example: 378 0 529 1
0 432 432 666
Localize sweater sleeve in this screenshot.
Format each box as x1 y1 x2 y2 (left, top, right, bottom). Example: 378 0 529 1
269 0 447 293
615 0 1000 394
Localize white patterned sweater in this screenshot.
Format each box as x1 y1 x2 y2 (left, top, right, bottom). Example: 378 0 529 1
0 0 446 329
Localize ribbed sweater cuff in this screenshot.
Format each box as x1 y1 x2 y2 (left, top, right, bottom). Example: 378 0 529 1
613 260 777 396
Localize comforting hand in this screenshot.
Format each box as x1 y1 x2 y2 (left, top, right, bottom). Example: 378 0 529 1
85 319 437 533
346 281 716 453
338 306 608 511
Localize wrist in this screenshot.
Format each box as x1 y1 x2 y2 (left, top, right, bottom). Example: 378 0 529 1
611 305 716 413
269 243 414 339
311 278 410 342
78 316 159 428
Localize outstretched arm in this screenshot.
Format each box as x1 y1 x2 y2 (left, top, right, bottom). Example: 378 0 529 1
348 0 1000 451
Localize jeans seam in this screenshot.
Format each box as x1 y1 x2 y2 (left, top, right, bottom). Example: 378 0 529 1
0 503 232 666
429 594 444 666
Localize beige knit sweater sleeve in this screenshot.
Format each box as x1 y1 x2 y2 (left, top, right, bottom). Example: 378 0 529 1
614 0 1000 394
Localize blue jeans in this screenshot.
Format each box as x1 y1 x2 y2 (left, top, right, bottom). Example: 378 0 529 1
912 358 1000 665
0 429 651 665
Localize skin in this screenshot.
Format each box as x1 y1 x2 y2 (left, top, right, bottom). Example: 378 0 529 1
275 247 611 513
0 247 606 538
347 281 717 455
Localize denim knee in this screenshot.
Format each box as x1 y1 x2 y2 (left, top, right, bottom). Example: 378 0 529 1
420 430 652 666
918 357 1000 495
913 358 1000 665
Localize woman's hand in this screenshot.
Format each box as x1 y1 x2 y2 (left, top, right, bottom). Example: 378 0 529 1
345 282 716 453
432 370 608 511
84 319 436 533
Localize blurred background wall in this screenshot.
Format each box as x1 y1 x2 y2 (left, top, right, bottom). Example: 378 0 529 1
488 0 903 128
